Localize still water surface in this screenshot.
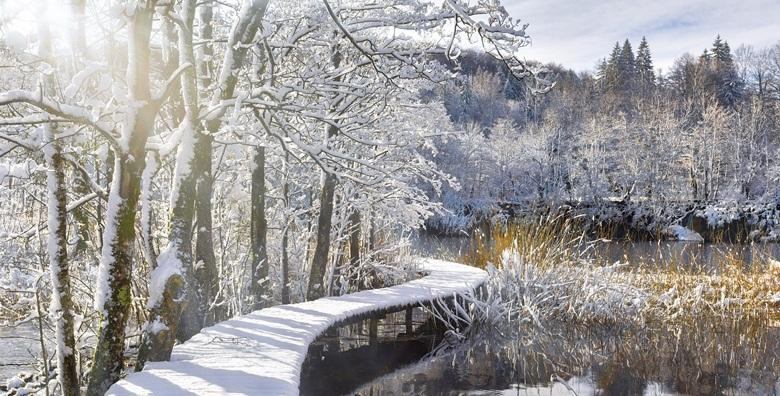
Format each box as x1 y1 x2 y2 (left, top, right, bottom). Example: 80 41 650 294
352 319 780 395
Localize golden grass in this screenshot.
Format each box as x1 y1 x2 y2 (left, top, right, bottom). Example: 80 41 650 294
638 253 780 319
464 215 587 270
465 217 780 322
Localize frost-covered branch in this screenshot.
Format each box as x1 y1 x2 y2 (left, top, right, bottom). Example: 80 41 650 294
0 90 120 149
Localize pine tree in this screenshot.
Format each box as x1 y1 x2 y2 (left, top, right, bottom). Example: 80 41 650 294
604 42 622 92
595 58 609 91
618 39 636 94
710 35 743 107
635 36 655 94
711 35 733 64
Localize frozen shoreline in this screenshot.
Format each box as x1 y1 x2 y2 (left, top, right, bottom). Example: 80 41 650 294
427 199 780 243
107 258 486 396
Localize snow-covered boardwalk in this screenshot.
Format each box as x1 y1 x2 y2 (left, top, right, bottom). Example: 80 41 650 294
107 258 486 395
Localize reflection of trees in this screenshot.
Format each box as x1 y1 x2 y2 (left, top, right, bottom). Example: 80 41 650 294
356 318 779 395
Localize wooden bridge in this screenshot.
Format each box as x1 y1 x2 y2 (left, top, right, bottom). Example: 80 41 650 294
107 258 486 395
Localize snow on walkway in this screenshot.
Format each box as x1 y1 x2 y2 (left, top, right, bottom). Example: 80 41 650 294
107 258 486 395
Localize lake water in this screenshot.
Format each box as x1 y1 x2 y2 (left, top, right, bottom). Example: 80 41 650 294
350 319 780 395
0 322 44 385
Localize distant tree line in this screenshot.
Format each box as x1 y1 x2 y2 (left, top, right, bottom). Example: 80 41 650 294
427 35 780 212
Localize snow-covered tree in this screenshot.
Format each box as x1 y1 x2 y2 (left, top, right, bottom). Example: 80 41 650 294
0 0 546 392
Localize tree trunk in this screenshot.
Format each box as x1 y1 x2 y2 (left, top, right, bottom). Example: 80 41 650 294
251 146 269 310
87 2 157 393
194 133 219 323
280 153 291 304
173 0 205 345
98 148 115 251
194 0 221 326
39 15 79 395
307 141 337 301
88 146 152 395
139 0 202 365
139 120 199 360
307 46 343 301
348 209 361 269
43 107 79 396
139 152 159 269
72 169 93 251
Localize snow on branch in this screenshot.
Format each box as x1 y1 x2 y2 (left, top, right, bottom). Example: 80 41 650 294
0 159 37 183
0 90 120 148
153 62 195 105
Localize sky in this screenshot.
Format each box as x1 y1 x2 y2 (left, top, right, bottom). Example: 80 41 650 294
2 1 778 75
502 0 780 73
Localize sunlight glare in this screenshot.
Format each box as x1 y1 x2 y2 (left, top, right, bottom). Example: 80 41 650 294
1 0 75 53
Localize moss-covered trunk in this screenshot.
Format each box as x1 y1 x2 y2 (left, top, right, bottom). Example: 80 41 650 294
87 141 151 395
40 14 80 395
45 129 80 396
87 1 157 393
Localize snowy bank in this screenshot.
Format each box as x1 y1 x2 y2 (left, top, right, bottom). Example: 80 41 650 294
107 258 486 395
665 225 704 242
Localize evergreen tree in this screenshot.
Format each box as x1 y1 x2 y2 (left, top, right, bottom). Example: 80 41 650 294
595 58 609 91
635 36 655 94
604 42 622 92
618 39 636 93
700 48 711 63
712 35 733 64
710 35 743 107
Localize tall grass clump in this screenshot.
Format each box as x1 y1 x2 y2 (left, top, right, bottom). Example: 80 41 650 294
454 216 780 338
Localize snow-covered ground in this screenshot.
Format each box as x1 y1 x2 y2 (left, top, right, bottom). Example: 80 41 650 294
665 225 704 242
107 258 486 395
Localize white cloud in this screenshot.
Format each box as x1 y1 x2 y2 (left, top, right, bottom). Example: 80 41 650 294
503 0 780 72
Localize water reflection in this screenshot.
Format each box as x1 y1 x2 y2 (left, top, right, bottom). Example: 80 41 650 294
353 319 780 396
300 307 448 396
